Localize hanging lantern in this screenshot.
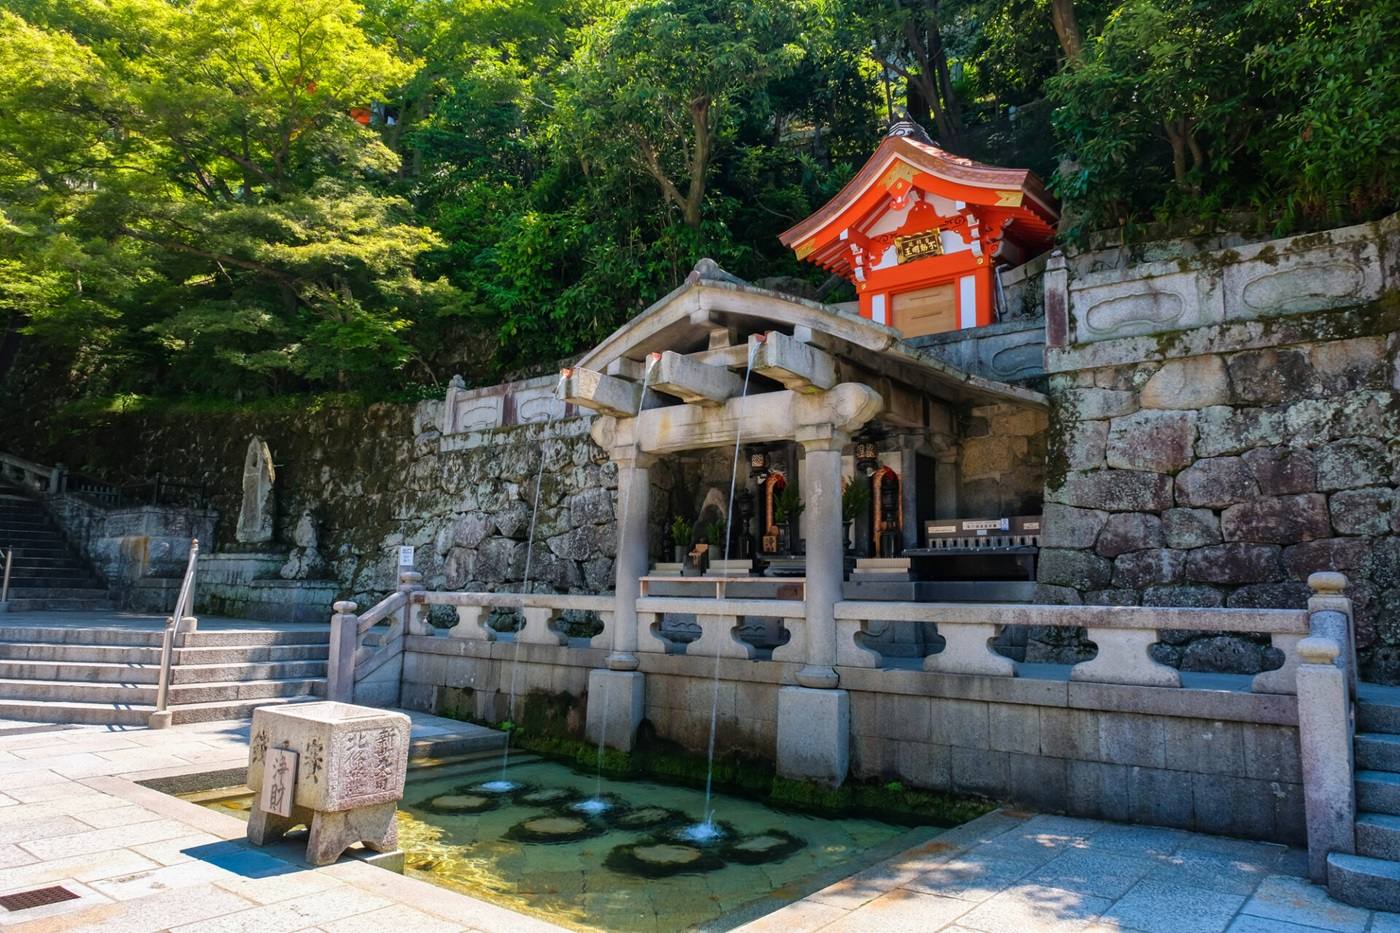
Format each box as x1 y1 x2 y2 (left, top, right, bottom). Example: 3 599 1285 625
747 445 770 480
854 436 880 475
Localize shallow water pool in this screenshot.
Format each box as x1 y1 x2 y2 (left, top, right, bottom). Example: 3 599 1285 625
188 750 936 932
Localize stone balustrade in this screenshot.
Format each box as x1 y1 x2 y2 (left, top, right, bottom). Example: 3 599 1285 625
634 596 804 660
414 590 613 649
336 572 1350 703
835 600 1311 693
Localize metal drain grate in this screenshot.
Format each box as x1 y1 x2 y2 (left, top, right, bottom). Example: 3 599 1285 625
0 885 79 912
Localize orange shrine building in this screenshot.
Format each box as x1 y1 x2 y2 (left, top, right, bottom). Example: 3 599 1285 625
779 122 1058 338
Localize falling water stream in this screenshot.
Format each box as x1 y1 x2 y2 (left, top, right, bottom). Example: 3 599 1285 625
482 373 570 794
678 336 759 843
571 354 660 818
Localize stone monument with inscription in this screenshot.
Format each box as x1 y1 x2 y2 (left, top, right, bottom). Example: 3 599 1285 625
235 437 276 544
245 701 411 866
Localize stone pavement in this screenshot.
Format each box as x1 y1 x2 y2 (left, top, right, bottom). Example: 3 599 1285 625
741 810 1400 933
0 713 1395 933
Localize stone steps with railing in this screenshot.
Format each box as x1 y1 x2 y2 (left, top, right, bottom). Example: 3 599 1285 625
1 480 113 611
0 620 329 727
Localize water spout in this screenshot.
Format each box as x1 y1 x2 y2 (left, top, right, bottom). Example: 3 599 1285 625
698 336 759 830
497 373 571 783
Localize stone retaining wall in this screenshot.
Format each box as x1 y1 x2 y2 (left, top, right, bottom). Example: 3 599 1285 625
398 638 1304 844
1038 214 1400 682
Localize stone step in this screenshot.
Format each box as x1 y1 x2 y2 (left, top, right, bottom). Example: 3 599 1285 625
0 626 165 647
1356 770 1400 816
1327 852 1400 912
0 641 328 664
5 551 85 562
183 629 330 648
168 694 324 725
0 658 326 685
0 675 323 705
1356 812 1400 861
1358 699 1400 735
178 643 330 664
0 587 115 600
1357 733 1400 773
0 696 149 727
1 598 117 612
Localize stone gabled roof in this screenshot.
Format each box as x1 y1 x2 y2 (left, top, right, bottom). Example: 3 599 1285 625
575 260 1047 411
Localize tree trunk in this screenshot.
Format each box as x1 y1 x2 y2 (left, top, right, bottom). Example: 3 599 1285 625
927 9 962 135
1165 119 1188 187
1050 0 1084 63
682 96 711 228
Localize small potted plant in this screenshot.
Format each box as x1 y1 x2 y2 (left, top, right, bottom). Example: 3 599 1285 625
669 516 693 563
841 479 871 554
773 484 804 555
702 518 727 561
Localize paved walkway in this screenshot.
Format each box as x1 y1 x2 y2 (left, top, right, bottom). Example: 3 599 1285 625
0 714 1394 933
743 811 1400 933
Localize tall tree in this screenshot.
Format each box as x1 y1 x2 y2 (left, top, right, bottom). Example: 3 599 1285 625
558 0 804 228
0 0 463 394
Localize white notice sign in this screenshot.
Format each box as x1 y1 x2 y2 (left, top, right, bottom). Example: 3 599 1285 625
260 748 299 817
398 545 415 567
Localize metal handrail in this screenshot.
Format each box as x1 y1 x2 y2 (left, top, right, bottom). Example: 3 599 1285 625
0 547 11 604
149 538 199 729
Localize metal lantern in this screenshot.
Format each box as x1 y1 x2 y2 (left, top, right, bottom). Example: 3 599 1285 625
854 436 880 476
747 445 770 480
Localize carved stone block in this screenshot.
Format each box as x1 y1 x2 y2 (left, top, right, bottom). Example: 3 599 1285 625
246 701 411 866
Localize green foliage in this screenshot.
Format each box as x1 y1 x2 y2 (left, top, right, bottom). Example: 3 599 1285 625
3 0 1396 405
773 482 804 525
701 518 727 547
1048 0 1400 234
669 515 694 545
841 478 871 523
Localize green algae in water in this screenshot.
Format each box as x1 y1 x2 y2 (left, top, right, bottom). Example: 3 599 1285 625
183 755 936 932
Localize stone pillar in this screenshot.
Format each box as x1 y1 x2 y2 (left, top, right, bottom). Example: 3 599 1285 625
590 445 652 752
608 447 654 672
327 600 359 703
899 443 919 552
1295 635 1355 882
585 668 645 752
778 427 851 786
934 449 958 520
1044 249 1069 348
795 427 847 689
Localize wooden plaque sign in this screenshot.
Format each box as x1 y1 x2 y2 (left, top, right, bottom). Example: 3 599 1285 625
894 230 944 264
260 747 299 818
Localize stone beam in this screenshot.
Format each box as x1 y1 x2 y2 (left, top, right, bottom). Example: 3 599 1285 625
559 367 641 418
650 350 743 406
610 383 881 456
752 331 836 394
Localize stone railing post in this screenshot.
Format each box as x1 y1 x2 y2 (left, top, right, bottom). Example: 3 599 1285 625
328 600 359 703
398 568 424 635
1043 250 1070 348
608 447 654 672
1308 571 1355 696
1295 635 1355 882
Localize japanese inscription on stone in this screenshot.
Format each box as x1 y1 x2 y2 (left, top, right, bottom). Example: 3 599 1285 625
338 727 399 804
260 748 299 818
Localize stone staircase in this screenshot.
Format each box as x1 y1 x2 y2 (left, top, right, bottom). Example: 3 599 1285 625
1328 685 1400 911
0 624 329 726
0 482 114 611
